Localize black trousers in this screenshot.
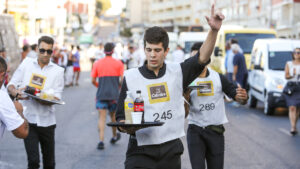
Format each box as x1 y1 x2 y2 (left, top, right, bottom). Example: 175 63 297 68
125 137 184 169
24 123 56 169
187 124 224 169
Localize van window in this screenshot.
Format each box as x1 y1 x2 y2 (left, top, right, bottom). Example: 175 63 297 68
225 33 276 54
268 51 293 70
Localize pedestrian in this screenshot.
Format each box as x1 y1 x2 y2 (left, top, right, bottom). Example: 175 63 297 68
0 57 29 140
91 42 123 150
21 44 30 61
283 47 300 136
27 44 38 59
172 45 185 63
115 4 224 169
184 43 248 169
7 36 64 169
124 46 139 69
232 43 248 88
73 45 81 86
224 41 234 82
65 46 74 87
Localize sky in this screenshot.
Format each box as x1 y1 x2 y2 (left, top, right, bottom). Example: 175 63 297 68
106 0 126 15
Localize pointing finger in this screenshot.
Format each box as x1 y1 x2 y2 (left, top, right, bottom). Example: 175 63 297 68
211 3 215 17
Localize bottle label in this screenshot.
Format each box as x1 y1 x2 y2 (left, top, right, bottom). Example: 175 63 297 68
125 102 134 110
134 103 144 112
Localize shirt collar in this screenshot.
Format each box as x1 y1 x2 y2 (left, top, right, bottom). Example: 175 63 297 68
140 61 166 79
33 58 55 67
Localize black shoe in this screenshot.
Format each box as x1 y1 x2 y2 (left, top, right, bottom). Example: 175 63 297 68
290 131 298 136
110 133 121 144
97 142 104 149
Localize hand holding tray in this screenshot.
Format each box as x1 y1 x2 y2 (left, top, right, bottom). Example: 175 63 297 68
107 121 164 127
24 92 65 105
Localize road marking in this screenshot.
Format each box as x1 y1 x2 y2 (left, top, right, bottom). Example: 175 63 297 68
91 111 97 115
278 128 290 136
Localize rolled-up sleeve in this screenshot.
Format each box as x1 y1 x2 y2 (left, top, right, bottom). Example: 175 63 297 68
8 58 27 88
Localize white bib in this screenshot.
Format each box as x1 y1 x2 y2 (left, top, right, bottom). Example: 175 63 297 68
125 63 185 146
188 68 228 127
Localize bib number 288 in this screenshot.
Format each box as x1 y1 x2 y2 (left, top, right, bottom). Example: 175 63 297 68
153 110 172 122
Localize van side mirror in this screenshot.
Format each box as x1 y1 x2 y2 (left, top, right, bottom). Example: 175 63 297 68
214 47 222 57
254 65 263 70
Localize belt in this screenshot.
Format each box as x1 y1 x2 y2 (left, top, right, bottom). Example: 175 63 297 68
193 124 225 134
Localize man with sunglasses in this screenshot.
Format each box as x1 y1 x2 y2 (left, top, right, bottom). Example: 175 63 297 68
7 36 64 169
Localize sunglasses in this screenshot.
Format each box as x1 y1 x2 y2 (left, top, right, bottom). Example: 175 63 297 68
39 48 53 55
294 52 300 55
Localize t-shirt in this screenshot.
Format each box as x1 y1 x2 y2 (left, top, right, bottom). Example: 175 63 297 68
0 90 24 139
91 56 124 100
73 51 80 68
233 52 248 83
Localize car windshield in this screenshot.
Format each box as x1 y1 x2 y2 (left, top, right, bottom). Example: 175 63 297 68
269 51 293 70
184 41 195 54
225 33 275 54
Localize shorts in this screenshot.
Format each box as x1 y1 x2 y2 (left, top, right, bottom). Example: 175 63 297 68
73 67 81 72
96 100 117 112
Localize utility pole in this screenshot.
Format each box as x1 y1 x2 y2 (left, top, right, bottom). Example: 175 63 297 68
269 0 272 28
5 0 8 13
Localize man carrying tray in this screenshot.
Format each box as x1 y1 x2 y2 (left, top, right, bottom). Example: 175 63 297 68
7 36 64 169
115 3 224 169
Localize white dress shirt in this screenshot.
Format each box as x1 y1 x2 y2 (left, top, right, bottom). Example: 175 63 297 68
0 90 24 139
8 57 64 127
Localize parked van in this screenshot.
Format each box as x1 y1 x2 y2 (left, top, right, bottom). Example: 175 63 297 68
212 26 277 73
178 32 207 54
248 39 300 115
0 14 21 75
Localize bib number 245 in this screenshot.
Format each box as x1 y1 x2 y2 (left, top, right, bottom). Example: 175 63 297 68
153 110 172 122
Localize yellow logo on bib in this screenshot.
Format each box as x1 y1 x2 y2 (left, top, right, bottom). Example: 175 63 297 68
147 82 170 104
29 73 46 90
197 81 214 96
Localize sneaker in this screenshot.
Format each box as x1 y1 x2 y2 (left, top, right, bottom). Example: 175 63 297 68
97 141 104 150
110 133 121 144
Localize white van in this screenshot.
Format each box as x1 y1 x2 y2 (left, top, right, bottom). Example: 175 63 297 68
178 32 207 56
248 39 300 115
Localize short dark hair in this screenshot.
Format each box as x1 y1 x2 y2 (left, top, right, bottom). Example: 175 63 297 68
191 42 203 51
104 43 115 53
231 38 238 44
144 26 169 50
31 44 38 50
23 45 29 52
0 47 5 52
38 36 54 46
0 57 7 73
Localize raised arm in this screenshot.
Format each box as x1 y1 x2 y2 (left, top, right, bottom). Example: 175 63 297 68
199 4 224 64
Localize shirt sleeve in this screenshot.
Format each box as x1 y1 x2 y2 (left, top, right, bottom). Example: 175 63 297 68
0 93 24 131
119 61 124 76
53 67 64 99
115 77 128 122
91 61 98 78
180 52 209 91
7 58 28 88
219 73 237 99
233 54 239 66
